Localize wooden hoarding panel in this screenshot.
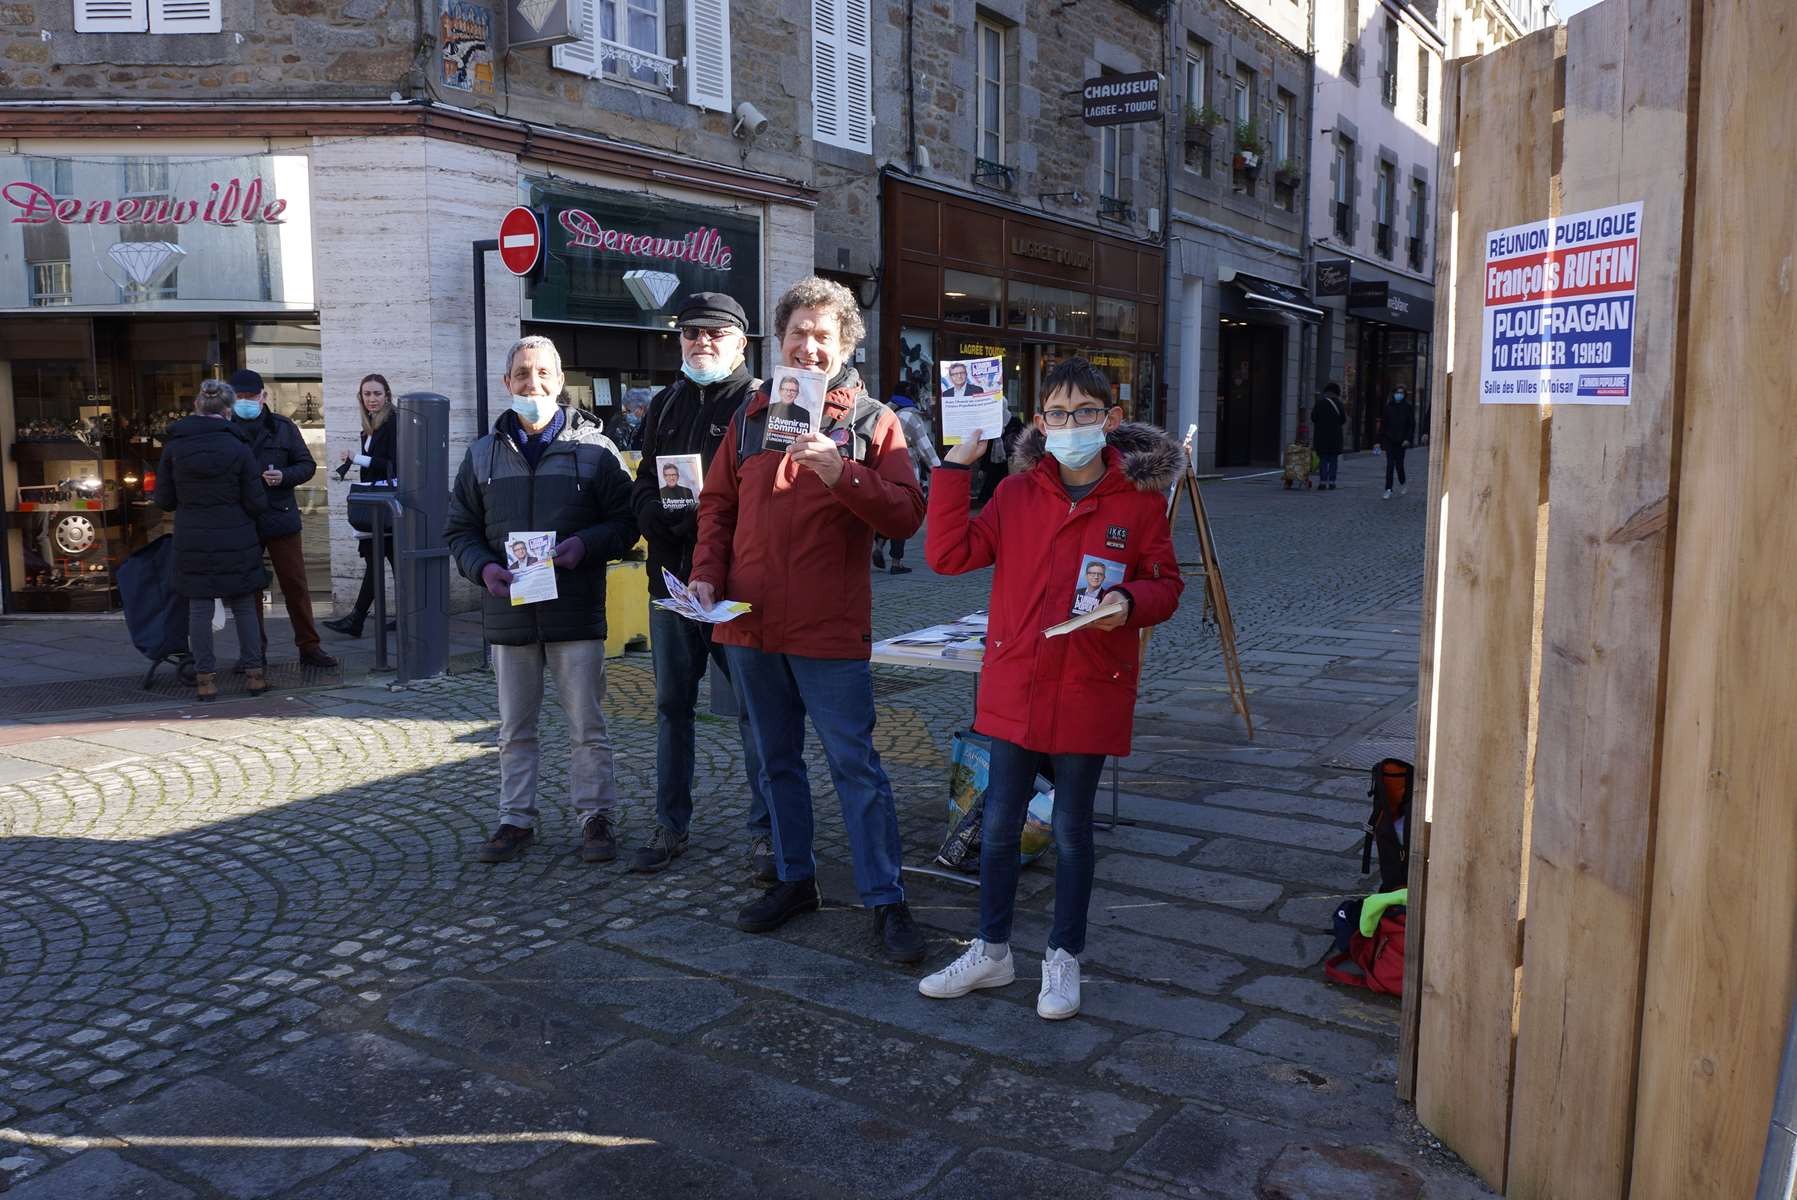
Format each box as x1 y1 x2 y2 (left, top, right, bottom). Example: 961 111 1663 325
1505 2 1693 1195
1413 27 1561 1190
1632 1 1797 1195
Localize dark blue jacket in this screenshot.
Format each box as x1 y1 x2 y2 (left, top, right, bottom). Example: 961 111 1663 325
153 415 270 600
230 407 315 541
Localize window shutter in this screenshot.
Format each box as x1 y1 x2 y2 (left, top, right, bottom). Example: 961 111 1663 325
553 0 600 76
73 0 147 32
840 0 872 152
149 0 219 33
685 0 731 112
810 0 842 147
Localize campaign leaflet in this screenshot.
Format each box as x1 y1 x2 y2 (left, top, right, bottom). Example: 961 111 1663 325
1044 592 1127 638
1481 200 1643 405
1069 553 1125 618
504 530 557 606
655 454 704 511
763 367 825 451
653 567 750 625
938 356 1006 445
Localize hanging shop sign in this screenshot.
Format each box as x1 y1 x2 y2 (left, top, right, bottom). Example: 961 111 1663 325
522 178 762 332
1348 279 1434 331
1081 72 1163 126
507 0 581 49
1480 200 1641 405
0 154 314 312
1314 258 1351 296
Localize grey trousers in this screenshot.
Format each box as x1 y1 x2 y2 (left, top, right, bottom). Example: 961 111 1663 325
492 639 619 829
188 593 262 674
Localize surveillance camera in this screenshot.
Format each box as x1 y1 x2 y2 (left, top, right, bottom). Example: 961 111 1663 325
732 101 769 140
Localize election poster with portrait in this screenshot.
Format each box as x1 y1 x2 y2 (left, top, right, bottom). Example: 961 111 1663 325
1481 200 1642 405
763 367 825 451
655 454 703 511
938 356 1006 445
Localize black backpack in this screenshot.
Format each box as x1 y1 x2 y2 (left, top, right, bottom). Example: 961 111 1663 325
1361 757 1413 892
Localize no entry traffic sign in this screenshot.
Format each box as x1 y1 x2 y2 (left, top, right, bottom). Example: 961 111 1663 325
498 206 543 277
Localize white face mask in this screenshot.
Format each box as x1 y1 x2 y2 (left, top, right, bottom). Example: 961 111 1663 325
509 395 557 427
1045 425 1106 470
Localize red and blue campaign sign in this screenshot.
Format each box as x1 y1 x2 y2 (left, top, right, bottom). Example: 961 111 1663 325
1480 201 1643 405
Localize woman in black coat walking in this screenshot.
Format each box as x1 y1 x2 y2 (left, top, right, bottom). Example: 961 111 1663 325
1311 382 1347 491
325 373 398 638
153 378 271 701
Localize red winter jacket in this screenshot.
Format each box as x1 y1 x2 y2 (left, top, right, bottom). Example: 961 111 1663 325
927 422 1185 757
691 370 924 660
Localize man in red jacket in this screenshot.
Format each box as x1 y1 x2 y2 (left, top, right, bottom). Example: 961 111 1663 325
689 276 928 963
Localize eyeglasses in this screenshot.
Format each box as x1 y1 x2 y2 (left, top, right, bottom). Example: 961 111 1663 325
680 326 735 342
1039 406 1109 428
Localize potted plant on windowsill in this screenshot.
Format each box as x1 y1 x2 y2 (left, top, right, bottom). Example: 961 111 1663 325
1185 105 1224 150
1274 158 1302 188
1234 122 1264 179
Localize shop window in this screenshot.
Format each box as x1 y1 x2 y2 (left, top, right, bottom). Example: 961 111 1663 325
1375 161 1396 258
1380 16 1399 108
238 321 330 599
29 262 73 307
1094 296 1138 342
1409 177 1429 271
1100 124 1121 201
1342 0 1360 80
1334 135 1355 243
1183 40 1214 176
1007 281 1092 339
942 270 1001 326
1417 46 1431 125
897 328 936 406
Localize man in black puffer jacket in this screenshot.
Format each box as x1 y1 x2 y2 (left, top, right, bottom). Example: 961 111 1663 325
626 292 772 877
445 335 638 867
227 369 336 670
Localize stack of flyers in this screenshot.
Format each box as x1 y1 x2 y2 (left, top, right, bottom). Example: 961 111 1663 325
763 366 826 451
653 567 751 625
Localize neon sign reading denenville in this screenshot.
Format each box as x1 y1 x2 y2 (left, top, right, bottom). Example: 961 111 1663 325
2 178 288 225
558 209 734 269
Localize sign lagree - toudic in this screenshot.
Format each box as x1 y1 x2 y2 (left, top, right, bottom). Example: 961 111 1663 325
1081 72 1162 126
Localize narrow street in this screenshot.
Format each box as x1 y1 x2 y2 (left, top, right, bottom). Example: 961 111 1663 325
0 451 1488 1199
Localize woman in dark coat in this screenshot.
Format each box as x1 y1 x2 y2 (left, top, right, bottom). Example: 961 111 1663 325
154 378 271 700
1311 382 1348 491
325 373 398 637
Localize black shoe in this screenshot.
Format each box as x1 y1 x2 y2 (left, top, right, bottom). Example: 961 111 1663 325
737 878 822 933
299 648 339 669
749 835 777 883
629 825 689 873
889 564 912 575
580 813 618 863
322 616 365 638
871 548 887 570
874 901 925 964
478 824 534 863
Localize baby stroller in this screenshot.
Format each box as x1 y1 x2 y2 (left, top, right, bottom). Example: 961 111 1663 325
117 534 195 689
1282 442 1316 489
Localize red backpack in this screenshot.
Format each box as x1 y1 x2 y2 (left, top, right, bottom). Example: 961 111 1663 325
1325 908 1406 996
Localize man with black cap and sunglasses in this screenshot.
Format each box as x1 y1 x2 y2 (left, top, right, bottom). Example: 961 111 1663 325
627 292 774 877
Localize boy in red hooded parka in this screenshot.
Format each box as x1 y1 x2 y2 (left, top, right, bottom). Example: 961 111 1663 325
919 356 1183 1019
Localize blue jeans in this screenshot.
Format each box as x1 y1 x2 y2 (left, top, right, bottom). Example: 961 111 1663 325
724 646 906 906
979 737 1104 956
1318 452 1339 484
650 606 770 838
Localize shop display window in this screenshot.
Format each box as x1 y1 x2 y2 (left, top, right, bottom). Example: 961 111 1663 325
942 271 1002 327
1007 282 1093 339
240 321 329 599
1094 296 1139 343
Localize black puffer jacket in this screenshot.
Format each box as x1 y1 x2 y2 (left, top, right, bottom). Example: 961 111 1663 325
444 406 638 646
231 407 315 541
153 415 271 600
630 365 757 600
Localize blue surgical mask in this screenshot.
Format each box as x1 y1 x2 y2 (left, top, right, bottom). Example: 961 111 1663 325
1046 425 1107 470
682 360 733 386
1394 391 1406 402
510 395 557 427
232 400 263 420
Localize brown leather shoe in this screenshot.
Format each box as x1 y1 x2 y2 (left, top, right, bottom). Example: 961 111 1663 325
195 672 218 703
245 668 268 696
299 648 338 669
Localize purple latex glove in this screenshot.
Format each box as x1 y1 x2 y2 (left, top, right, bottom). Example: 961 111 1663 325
551 536 585 570
480 562 513 599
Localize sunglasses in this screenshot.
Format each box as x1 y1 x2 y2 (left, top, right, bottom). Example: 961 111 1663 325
1039 406 1109 428
679 325 737 342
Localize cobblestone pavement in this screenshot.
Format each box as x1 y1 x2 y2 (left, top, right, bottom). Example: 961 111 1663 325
0 449 1495 1199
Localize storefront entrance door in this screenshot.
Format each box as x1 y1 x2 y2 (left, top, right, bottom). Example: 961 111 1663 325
1217 323 1285 468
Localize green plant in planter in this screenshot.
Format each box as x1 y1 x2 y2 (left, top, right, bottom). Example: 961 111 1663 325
1275 158 1303 183
1188 104 1225 129
1234 122 1264 153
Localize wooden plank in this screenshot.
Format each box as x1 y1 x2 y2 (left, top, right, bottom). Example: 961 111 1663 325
1630 0 1797 1195
1504 3 1696 1196
1398 50 1465 1105
1412 26 1562 1191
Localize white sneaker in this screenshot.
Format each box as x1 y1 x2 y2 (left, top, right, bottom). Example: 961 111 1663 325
918 940 1015 998
1382 489 1393 500
1037 947 1081 1020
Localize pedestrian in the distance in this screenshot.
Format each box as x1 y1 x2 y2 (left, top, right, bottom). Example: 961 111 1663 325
918 356 1184 1020
153 379 271 702
1312 382 1347 492
325 373 398 638
608 389 651 451
627 292 775 878
1381 386 1415 499
444 335 639 865
876 383 939 576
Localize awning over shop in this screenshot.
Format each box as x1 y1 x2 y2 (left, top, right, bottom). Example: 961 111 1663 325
1224 270 1325 321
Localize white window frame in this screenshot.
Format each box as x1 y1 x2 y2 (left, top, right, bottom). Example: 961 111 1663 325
29 261 73 307
1184 41 1209 115
1100 124 1121 200
1232 66 1253 129
555 0 676 90
975 18 1005 164
1273 95 1290 163
1411 177 1428 240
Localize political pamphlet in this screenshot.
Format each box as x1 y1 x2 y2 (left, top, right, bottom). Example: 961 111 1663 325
655 454 704 511
1069 553 1125 617
938 356 1006 445
505 530 558 606
653 567 751 625
1044 592 1127 637
874 612 989 662
763 367 825 452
